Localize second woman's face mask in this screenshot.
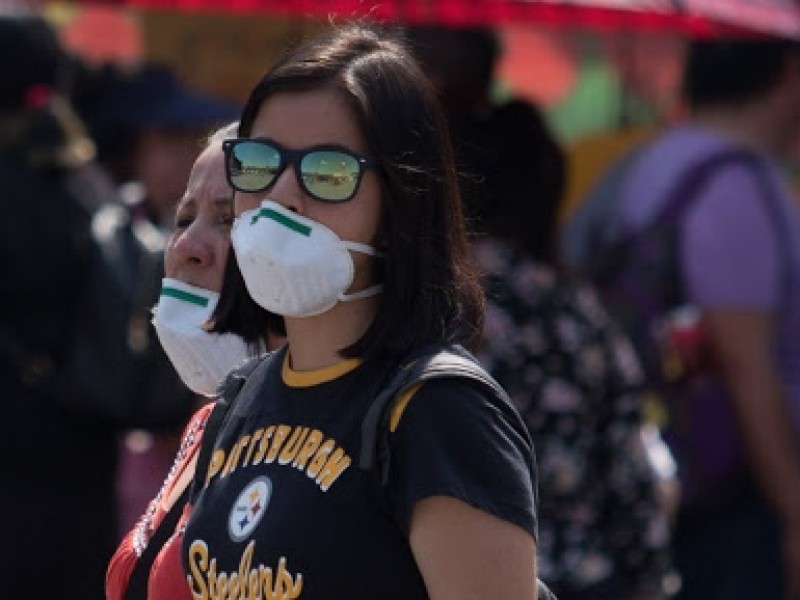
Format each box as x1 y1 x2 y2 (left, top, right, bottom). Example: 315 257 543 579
231 199 382 318
151 278 253 397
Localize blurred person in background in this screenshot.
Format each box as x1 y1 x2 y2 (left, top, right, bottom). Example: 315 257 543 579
80 61 240 231
0 13 118 600
407 24 674 600
565 39 800 600
75 61 241 534
470 101 674 600
404 25 509 226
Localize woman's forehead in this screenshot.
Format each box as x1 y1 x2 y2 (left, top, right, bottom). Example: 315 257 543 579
251 88 368 154
186 144 229 192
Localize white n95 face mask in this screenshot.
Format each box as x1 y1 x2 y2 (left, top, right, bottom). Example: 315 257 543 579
231 199 382 318
151 278 253 397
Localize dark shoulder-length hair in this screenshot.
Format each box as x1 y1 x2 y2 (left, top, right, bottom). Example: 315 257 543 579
211 23 484 359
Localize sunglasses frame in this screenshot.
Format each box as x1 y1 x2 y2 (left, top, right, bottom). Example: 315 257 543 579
222 138 377 203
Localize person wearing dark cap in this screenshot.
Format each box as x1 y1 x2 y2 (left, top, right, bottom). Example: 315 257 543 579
80 62 240 230
0 12 118 600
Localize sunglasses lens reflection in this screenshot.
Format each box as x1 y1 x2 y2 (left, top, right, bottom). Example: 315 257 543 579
228 141 281 192
301 150 360 202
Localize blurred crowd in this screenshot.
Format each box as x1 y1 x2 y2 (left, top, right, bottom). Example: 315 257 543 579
2 8 800 600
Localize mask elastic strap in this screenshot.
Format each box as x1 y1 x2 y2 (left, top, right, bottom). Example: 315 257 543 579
344 241 384 258
340 283 384 302
340 241 384 302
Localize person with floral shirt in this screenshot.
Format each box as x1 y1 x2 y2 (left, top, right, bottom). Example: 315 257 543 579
475 238 673 599
446 90 673 599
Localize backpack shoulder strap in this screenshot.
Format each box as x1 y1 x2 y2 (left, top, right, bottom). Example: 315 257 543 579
188 352 270 502
356 344 550 596
652 147 756 230
586 147 758 287
635 148 794 303
358 343 512 485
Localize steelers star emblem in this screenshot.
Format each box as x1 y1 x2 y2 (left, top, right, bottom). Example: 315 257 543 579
228 476 272 542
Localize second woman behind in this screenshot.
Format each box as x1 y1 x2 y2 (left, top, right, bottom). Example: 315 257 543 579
106 122 275 600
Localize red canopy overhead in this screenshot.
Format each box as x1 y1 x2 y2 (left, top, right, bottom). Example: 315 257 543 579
684 0 800 40
82 0 800 39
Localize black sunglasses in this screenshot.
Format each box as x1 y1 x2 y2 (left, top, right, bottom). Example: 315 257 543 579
222 138 377 203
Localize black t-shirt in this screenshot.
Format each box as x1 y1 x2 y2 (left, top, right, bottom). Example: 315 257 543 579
183 346 537 599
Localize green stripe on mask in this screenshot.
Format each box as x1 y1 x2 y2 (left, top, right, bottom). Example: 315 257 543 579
254 207 312 236
161 286 209 307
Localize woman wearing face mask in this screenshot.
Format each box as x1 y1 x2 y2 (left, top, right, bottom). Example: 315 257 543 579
183 24 540 600
106 122 278 600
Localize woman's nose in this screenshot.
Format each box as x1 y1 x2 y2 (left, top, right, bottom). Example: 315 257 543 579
267 164 305 213
171 225 213 270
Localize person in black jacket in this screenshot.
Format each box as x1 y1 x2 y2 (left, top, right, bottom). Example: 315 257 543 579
0 13 117 600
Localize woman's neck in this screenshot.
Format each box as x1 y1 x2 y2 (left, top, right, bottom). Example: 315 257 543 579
283 297 378 371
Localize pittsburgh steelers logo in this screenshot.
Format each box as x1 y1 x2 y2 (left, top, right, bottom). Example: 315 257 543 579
228 476 272 542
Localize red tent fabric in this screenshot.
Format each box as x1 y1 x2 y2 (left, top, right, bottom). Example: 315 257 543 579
83 0 800 39
685 0 800 39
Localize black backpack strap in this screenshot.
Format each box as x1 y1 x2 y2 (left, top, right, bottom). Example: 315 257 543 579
358 344 513 486
122 353 267 600
188 353 268 502
357 344 554 597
